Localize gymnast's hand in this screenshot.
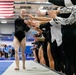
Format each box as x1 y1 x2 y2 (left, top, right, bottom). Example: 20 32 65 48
47 10 59 18
28 14 35 19
31 21 40 28
24 20 42 33
24 20 32 27
32 26 43 33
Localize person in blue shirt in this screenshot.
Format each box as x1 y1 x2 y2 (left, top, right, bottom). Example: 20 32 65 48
3 45 9 58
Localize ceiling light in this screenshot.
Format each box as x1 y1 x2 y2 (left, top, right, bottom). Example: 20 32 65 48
1 21 7 23
0 17 5 18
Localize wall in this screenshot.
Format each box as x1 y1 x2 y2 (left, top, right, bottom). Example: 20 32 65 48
0 24 15 34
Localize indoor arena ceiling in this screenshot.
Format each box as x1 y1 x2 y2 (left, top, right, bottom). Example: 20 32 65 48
0 0 53 24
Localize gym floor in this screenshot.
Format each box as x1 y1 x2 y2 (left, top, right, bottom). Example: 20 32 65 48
0 60 65 75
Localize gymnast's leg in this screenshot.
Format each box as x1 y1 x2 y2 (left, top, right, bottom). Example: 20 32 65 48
13 36 20 70
21 37 26 69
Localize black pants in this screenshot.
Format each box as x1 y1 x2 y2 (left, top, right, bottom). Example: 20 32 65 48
5 53 8 58
42 40 49 67
62 37 76 75
11 50 15 57
62 24 76 75
35 49 40 63
51 40 65 72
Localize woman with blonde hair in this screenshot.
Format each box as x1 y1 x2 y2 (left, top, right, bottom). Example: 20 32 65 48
13 9 30 70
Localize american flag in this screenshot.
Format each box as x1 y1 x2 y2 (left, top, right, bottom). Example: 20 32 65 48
0 0 14 18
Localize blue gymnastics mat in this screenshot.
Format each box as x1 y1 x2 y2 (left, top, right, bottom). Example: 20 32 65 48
0 62 13 75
